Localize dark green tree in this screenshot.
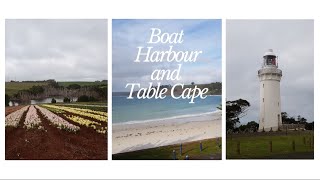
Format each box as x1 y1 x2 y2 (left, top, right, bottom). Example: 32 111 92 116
63 97 71 103
67 84 81 90
78 95 89 102
246 121 259 132
51 98 57 103
226 99 250 132
305 121 314 130
297 115 307 124
5 94 10 107
29 85 45 95
281 112 296 124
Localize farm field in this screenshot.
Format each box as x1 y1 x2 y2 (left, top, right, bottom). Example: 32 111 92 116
227 131 314 159
5 104 107 160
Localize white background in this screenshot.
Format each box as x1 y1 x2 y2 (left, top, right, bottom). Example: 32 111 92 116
0 0 318 179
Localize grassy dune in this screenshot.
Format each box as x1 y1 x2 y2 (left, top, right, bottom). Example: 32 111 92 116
113 138 222 160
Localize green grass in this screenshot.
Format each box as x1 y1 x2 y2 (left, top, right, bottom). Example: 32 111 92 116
5 82 48 96
113 138 221 160
227 131 314 159
58 81 106 87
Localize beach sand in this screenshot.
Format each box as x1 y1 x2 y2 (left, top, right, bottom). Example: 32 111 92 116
112 111 222 154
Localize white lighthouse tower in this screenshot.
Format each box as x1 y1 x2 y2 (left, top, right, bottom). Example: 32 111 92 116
258 49 282 132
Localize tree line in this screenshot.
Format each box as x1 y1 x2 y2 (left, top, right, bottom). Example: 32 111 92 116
5 79 107 106
226 98 314 133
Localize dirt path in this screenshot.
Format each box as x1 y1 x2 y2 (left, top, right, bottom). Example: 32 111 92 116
5 106 107 160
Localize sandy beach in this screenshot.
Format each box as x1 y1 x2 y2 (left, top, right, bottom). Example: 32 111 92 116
112 111 221 154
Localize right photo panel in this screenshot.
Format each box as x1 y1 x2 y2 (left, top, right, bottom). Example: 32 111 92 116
226 20 314 159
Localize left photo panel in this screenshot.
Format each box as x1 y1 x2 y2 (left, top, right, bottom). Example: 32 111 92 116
5 19 108 160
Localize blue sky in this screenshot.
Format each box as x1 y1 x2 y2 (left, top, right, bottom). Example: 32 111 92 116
112 19 221 92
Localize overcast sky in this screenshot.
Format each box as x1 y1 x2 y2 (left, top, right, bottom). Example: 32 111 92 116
6 19 108 82
227 20 314 123
112 19 221 92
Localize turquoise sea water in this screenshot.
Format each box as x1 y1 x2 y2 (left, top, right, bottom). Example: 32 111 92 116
112 95 221 124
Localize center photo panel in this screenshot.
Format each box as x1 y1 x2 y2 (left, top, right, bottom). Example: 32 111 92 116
112 19 222 160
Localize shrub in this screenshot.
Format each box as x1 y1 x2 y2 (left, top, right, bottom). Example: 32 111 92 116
5 94 10 107
77 95 97 102
67 84 81 90
51 98 57 103
63 97 71 103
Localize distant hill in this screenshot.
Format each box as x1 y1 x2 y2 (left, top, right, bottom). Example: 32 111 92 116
185 82 221 95
5 81 49 96
5 80 108 97
112 92 130 96
58 81 107 87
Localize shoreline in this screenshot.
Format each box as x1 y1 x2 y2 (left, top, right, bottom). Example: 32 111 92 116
112 111 221 154
113 110 221 126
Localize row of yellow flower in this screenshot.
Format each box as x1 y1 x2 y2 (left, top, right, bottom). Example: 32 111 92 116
65 106 108 117
64 114 107 134
36 105 80 132
64 114 100 127
42 104 108 122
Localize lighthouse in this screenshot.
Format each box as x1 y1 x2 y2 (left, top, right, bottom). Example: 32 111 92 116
258 49 282 132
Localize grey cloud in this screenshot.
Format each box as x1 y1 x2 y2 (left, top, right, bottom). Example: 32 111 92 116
227 20 314 123
6 19 108 81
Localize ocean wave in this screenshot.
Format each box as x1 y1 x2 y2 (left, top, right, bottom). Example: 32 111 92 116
113 110 221 125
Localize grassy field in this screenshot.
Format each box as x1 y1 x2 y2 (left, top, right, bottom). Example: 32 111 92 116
113 138 222 160
227 131 314 159
5 82 48 96
58 81 107 87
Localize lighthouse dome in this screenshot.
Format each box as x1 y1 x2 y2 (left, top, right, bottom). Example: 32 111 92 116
263 49 276 57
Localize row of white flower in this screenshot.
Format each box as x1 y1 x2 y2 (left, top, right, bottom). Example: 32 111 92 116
36 105 80 132
5 106 30 127
24 105 42 129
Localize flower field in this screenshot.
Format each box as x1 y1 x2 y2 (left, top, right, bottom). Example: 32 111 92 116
5 103 108 160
